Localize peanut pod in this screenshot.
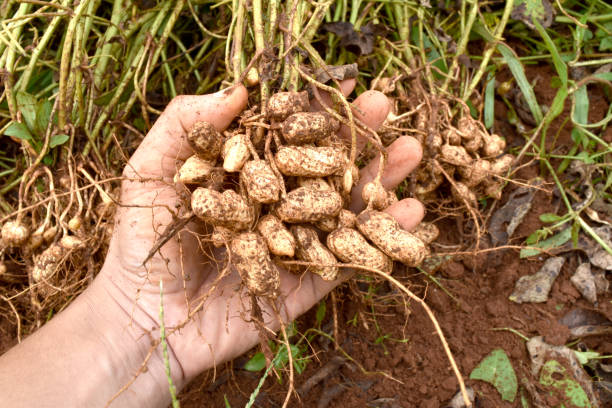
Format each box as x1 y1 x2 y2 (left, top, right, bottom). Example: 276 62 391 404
222 134 250 172
281 112 339 145
256 215 296 257
356 210 428 267
230 232 279 297
292 225 338 281
175 155 215 184
187 121 223 161
267 91 310 121
275 146 347 177
240 160 281 203
191 188 253 230
327 228 393 273
276 187 342 223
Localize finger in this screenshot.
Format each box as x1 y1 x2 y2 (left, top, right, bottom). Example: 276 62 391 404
338 90 391 152
126 85 249 179
310 78 356 111
350 136 423 212
384 198 425 231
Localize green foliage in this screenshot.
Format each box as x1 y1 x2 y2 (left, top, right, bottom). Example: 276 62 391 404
470 349 518 402
539 360 591 407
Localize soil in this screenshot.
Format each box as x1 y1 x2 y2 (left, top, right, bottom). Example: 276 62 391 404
176 65 612 407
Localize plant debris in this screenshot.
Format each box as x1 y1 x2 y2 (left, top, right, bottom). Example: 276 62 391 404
510 256 565 303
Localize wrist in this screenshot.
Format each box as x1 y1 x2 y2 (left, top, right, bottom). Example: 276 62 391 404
81 272 186 407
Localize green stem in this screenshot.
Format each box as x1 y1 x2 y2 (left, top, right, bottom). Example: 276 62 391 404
159 281 180 408
87 1 174 155
463 0 513 100
17 0 71 92
442 0 478 92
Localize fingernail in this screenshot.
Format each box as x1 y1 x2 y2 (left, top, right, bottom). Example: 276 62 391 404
213 84 238 98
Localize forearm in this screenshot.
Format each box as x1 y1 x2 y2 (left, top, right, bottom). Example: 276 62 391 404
0 278 180 408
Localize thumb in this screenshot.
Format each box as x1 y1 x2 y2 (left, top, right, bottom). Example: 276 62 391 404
126 85 249 179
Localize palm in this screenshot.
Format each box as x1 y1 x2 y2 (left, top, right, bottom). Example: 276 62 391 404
98 84 424 382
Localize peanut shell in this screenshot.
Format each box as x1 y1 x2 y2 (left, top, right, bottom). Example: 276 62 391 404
240 160 281 203
356 210 428 267
256 215 296 257
222 134 250 172
187 121 223 161
230 232 279 297
275 146 346 177
281 112 339 145
175 155 215 184
327 228 393 273
276 187 342 223
267 91 310 121
292 225 338 281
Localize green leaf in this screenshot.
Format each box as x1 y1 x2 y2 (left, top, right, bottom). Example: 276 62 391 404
35 100 52 137
484 71 496 129
243 352 266 372
470 349 518 402
573 85 589 126
534 19 567 85
511 0 554 29
498 44 543 123
574 350 600 365
315 300 327 326
600 36 612 51
224 395 231 408
4 122 33 140
539 213 564 223
50 134 69 148
539 360 591 407
521 227 571 258
16 92 38 135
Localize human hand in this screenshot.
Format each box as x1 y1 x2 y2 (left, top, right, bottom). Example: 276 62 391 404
92 82 425 392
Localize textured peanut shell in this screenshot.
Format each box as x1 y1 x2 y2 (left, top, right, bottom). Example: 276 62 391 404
327 228 393 273
175 156 215 184
275 146 346 177
411 222 440 245
337 209 357 228
191 188 253 230
491 154 513 175
481 133 506 157
276 187 342 223
281 112 339 145
256 215 296 257
32 244 65 282
1 221 30 247
440 144 473 166
267 91 310 121
240 160 281 203
297 177 332 191
314 216 338 232
451 181 477 206
458 159 491 187
361 181 389 210
485 181 504 200
222 134 250 172
187 121 223 161
292 225 338 281
356 210 428 267
230 232 279 297
212 226 233 248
